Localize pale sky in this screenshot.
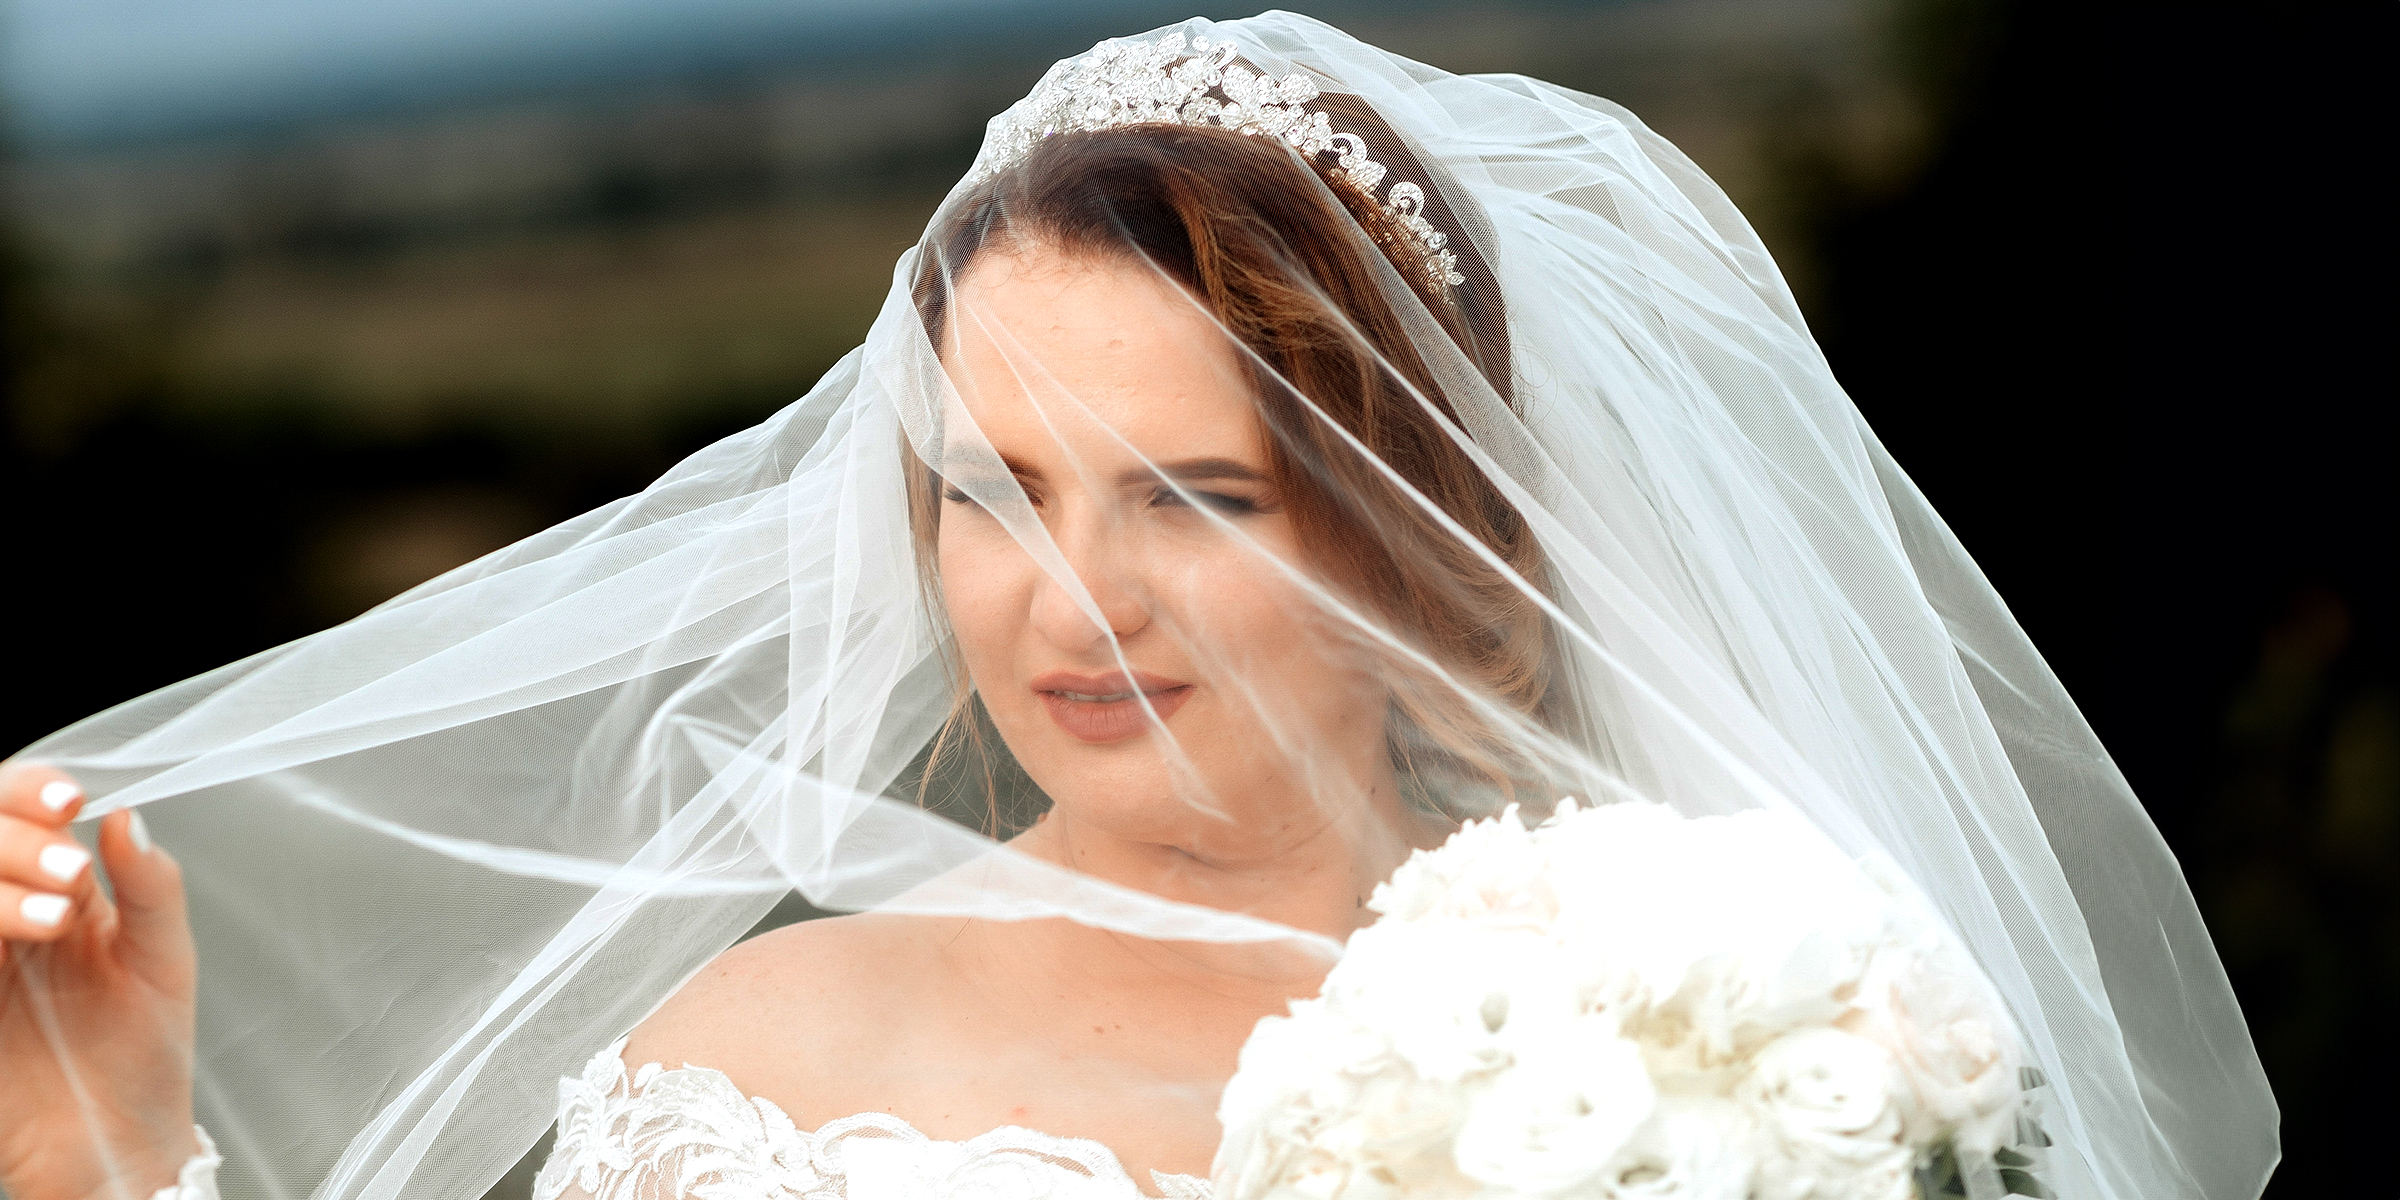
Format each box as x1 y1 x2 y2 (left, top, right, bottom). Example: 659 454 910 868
1 0 1074 144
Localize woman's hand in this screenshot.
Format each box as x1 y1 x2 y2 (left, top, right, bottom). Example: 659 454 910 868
0 763 200 1200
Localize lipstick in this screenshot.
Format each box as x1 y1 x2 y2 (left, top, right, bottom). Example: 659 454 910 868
1029 669 1194 744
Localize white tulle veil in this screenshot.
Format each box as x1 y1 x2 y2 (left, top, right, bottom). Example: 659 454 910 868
14 12 2272 1199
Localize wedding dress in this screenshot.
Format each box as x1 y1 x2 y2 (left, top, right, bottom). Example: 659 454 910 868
153 1041 1218 1200
533 1042 1213 1200
19 11 2274 1200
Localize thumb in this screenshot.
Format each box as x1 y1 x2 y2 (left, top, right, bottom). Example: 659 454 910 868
98 809 195 989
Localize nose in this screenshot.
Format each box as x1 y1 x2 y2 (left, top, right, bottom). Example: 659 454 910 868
1029 508 1150 654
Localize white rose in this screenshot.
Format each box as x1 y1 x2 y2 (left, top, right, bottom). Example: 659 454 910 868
1896 1010 2017 1153
1842 852 2025 1152
1313 1069 1466 1168
1739 1028 1915 1200
1538 807 1888 1046
1844 955 2021 1154
1453 1016 1656 1194
1228 1073 1477 1200
1591 1096 1759 1200
1330 922 1556 1084
1221 1003 1382 1129
1372 807 1556 927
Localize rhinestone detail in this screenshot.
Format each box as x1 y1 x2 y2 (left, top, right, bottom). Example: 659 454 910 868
966 33 1466 295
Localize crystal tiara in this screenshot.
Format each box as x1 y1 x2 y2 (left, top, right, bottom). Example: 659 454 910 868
965 32 1467 296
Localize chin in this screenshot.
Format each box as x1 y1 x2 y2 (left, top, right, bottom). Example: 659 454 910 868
1040 753 1224 825
994 692 1346 848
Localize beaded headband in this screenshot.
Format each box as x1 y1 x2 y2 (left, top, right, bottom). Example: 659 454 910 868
965 32 1467 297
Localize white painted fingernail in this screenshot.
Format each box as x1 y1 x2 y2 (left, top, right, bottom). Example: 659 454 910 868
20 893 69 927
129 810 154 854
38 843 90 884
38 780 81 813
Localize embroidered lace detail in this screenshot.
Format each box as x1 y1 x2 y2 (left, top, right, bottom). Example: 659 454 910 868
151 1124 221 1200
533 1039 1214 1200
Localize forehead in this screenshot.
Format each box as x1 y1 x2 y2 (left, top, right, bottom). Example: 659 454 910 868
941 248 1262 467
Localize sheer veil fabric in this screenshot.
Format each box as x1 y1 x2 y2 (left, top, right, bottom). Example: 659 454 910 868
15 12 2272 1199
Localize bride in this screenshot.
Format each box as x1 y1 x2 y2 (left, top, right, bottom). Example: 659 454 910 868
0 13 2272 1200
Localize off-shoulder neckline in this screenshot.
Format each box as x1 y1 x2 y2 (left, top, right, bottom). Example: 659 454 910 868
591 1038 1213 1199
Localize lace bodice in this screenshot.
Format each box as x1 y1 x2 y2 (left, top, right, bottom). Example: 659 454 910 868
531 1039 1215 1200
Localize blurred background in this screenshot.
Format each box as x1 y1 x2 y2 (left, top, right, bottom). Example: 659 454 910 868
0 0 2385 1194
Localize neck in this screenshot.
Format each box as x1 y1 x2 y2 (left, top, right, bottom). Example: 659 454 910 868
999 761 1447 994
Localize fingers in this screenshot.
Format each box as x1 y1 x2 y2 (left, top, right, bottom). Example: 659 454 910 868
0 764 192 984
0 774 97 945
97 809 190 980
0 878 87 941
0 763 85 830
0 824 93 898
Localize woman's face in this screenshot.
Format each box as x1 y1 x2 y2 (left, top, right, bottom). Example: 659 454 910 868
934 246 1394 863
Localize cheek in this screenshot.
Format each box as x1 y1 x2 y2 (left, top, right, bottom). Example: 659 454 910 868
1166 537 1381 732
936 525 1028 682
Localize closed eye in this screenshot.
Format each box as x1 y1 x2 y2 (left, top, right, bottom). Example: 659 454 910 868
944 480 1041 510
1149 486 1261 516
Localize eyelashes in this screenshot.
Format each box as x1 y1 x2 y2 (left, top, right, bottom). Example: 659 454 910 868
1148 486 1261 516
940 483 1264 518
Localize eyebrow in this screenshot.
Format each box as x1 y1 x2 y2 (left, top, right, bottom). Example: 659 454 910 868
1114 456 1268 487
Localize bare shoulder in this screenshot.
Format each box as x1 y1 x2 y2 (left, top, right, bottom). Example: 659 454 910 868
619 912 954 1108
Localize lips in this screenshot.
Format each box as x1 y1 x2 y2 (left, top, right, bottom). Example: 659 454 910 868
1029 669 1194 743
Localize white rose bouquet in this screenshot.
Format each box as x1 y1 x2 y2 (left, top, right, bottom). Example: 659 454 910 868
1214 802 2054 1200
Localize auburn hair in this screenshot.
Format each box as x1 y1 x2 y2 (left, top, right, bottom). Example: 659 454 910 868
907 117 1561 819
